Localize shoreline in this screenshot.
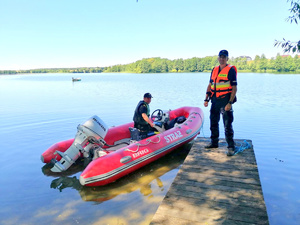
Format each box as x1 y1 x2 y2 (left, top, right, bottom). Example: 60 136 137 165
1 70 300 75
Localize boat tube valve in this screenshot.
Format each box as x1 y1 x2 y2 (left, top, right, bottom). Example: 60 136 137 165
50 115 108 172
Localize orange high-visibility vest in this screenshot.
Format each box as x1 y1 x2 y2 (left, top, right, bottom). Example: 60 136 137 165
210 64 237 98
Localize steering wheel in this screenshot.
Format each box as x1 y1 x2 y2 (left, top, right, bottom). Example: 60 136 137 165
151 109 164 121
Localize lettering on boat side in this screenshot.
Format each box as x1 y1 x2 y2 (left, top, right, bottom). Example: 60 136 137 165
132 148 149 158
164 131 183 143
120 156 132 164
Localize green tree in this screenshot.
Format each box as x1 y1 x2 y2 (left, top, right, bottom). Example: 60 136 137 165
283 55 295 71
136 59 151 73
251 55 261 72
156 58 169 73
196 58 204 72
202 56 217 71
184 58 194 72
173 59 184 72
231 57 248 71
268 57 276 71
274 54 284 72
259 54 268 72
294 55 300 72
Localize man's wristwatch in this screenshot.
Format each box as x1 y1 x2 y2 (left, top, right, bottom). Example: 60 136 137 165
228 101 233 104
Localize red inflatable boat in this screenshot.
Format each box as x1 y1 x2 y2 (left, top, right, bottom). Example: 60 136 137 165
41 106 204 186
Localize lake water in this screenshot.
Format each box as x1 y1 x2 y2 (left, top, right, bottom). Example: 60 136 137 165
0 72 299 225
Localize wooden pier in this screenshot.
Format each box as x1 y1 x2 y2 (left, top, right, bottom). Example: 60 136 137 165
150 138 269 225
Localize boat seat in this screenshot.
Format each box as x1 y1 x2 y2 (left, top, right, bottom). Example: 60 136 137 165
129 127 160 141
129 127 142 141
165 116 186 130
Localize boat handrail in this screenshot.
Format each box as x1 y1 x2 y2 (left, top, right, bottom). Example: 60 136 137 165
124 135 161 153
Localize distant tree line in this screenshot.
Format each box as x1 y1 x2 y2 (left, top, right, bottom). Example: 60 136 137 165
0 67 104 75
1 54 300 75
104 54 300 73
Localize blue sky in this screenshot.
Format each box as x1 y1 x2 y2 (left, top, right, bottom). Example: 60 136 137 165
0 0 299 70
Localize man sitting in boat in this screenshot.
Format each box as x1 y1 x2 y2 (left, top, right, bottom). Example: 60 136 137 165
133 93 156 139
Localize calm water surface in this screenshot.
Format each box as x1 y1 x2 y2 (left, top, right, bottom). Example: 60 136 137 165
0 72 299 225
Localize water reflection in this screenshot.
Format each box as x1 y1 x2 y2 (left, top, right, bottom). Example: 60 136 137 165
42 141 194 203
42 159 86 178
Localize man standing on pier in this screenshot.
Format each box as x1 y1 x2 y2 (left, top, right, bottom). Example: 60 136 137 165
203 50 237 156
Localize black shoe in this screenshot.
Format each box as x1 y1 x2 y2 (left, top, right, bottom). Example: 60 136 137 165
205 143 218 149
227 147 235 156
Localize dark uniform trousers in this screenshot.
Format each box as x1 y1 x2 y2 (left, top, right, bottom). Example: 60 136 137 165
134 123 151 138
210 96 235 148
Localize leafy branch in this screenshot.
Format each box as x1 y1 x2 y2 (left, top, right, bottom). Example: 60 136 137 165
275 0 300 53
274 39 300 53
286 0 300 24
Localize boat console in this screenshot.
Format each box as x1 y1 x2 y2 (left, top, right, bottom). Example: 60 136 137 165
151 109 170 132
130 109 170 142
50 115 108 172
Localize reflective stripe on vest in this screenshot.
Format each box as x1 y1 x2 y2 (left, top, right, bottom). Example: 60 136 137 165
210 64 237 98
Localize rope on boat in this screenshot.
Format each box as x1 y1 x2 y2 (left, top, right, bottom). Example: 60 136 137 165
189 111 205 138
125 111 202 153
125 135 161 153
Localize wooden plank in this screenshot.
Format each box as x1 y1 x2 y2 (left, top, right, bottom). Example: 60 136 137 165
150 138 269 225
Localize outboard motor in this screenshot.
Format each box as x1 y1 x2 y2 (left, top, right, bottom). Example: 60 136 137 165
50 115 108 172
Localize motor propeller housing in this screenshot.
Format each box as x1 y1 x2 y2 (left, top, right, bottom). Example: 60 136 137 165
50 115 108 172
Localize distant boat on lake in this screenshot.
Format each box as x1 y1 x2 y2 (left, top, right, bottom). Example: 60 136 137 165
72 77 81 82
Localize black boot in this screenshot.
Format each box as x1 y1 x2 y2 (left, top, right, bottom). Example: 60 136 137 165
227 147 236 156
205 143 218 148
